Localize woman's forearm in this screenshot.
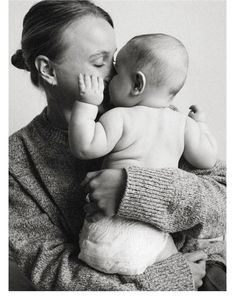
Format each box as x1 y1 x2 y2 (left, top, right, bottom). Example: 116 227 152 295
10 174 195 290
117 159 226 237
9 175 131 290
120 253 195 291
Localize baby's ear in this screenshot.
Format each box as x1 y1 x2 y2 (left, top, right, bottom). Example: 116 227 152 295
131 71 146 96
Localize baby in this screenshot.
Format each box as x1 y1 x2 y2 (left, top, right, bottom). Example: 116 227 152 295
69 34 217 275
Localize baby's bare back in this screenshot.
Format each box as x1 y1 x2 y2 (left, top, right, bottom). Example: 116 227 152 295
103 106 186 169
79 106 185 275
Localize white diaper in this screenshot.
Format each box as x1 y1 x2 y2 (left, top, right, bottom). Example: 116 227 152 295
78 215 177 275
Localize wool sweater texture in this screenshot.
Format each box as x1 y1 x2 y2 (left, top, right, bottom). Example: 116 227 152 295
9 108 226 291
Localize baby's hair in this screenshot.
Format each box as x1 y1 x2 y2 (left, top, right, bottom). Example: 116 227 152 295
11 0 113 88
125 33 189 97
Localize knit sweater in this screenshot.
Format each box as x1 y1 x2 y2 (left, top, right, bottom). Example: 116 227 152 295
9 108 226 291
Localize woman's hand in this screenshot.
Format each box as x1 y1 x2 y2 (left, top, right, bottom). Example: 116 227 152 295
81 169 126 217
184 251 207 289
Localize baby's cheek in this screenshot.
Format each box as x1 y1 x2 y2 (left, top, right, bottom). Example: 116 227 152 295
108 82 116 100
101 87 113 111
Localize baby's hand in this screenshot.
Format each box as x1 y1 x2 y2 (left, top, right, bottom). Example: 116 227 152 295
78 74 104 106
188 105 207 122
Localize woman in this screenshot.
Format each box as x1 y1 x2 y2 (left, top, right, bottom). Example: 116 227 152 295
9 0 226 291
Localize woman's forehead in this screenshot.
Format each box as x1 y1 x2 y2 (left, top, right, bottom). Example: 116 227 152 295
62 16 116 57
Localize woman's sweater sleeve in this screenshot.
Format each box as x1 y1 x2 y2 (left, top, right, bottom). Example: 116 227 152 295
117 159 226 237
9 174 194 291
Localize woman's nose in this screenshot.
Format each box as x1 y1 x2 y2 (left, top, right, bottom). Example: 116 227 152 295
105 64 116 82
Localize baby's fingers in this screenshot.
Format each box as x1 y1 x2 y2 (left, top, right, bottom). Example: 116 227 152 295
188 110 195 119
84 74 92 89
78 73 86 94
188 104 206 122
184 250 207 262
91 74 98 90
97 76 104 92
189 105 203 114
189 105 198 113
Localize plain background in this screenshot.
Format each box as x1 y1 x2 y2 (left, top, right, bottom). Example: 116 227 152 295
9 0 226 160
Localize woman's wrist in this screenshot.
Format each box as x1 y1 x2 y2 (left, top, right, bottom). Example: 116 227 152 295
121 253 195 290
117 166 175 228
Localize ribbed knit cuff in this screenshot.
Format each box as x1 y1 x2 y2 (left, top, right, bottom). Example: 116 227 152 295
120 253 195 291
117 166 178 231
143 253 195 290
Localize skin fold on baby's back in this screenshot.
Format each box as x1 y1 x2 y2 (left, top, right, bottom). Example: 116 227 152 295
102 106 187 169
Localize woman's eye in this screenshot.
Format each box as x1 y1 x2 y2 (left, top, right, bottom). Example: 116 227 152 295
94 58 105 67
94 63 105 68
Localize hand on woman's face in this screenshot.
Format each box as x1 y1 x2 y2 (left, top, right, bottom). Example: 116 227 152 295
52 16 117 116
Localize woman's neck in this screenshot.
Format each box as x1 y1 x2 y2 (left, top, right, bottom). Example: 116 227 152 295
46 99 71 130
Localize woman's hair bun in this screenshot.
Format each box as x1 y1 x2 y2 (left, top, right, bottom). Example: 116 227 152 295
11 49 29 71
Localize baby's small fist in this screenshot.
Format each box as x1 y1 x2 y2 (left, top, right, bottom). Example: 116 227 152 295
188 105 207 122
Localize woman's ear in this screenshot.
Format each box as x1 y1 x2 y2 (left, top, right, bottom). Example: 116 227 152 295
35 55 57 86
131 71 146 96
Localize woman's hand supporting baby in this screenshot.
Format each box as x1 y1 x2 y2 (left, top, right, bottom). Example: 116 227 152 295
81 168 207 288
81 169 126 219
184 251 207 289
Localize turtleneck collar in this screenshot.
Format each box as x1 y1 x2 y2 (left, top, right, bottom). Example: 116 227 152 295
33 107 69 145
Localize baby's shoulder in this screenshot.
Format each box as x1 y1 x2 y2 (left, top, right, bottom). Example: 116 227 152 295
168 107 187 120
100 107 128 119
98 107 130 127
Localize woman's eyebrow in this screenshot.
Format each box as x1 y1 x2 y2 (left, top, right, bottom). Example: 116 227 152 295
89 49 117 59
89 51 109 59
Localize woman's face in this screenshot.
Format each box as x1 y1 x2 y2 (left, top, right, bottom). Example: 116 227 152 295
52 16 117 116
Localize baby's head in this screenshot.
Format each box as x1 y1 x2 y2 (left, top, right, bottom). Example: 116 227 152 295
109 33 188 107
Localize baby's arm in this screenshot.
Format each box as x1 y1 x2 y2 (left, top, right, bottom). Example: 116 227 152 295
69 74 124 159
184 105 217 169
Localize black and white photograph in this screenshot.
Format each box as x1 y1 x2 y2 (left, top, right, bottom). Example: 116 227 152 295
8 0 226 292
